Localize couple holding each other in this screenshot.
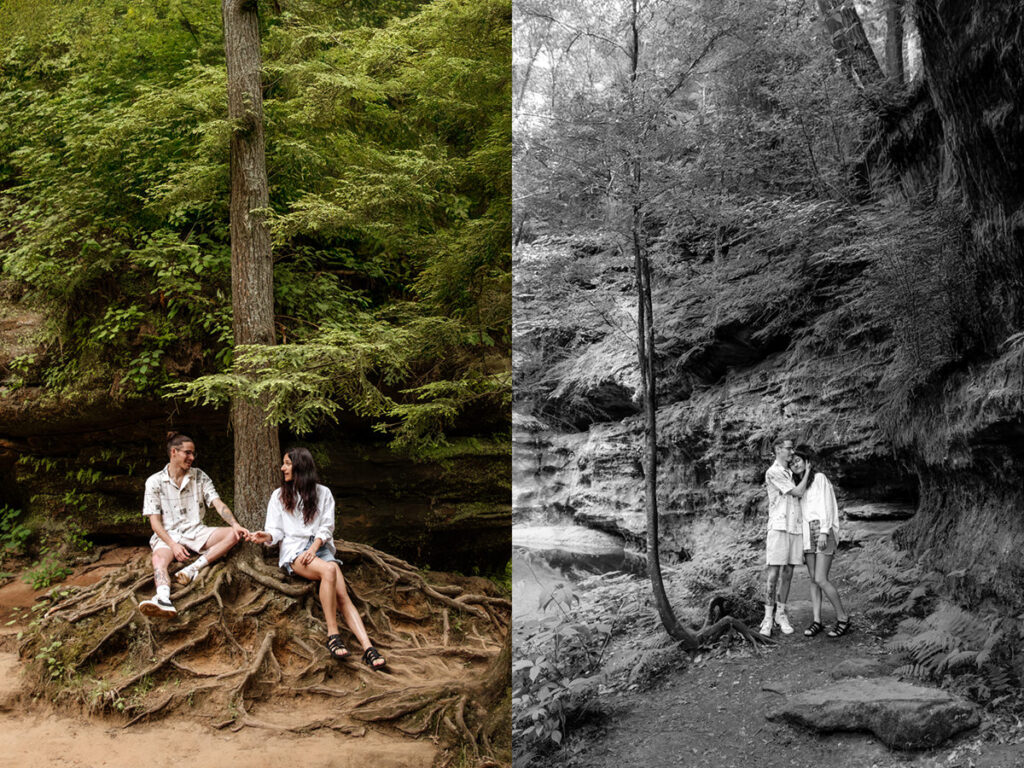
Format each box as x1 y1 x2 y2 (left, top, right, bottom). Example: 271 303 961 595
137 432 386 670
761 438 850 639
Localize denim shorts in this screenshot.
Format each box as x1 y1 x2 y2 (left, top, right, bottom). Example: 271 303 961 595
284 535 341 575
805 520 838 555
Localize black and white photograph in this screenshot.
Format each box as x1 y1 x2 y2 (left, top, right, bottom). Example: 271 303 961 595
511 1 1024 766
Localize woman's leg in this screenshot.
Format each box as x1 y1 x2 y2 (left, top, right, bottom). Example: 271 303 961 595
291 557 340 637
814 553 848 622
331 564 373 651
804 553 822 622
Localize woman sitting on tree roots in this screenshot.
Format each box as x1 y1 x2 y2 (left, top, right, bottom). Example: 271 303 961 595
250 447 387 669
791 444 851 638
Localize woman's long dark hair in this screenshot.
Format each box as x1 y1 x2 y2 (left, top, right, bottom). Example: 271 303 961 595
280 447 319 524
793 444 817 489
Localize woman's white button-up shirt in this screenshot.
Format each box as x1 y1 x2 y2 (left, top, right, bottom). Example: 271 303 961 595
263 484 337 568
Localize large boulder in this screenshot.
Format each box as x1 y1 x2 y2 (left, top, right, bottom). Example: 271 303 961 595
767 677 980 749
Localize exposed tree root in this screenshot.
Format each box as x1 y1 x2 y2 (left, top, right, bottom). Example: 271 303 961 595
20 542 510 764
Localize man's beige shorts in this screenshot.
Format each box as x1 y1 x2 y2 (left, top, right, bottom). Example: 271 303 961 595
766 530 804 566
150 525 218 554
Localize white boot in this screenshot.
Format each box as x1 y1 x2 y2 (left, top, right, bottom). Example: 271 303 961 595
758 603 774 636
776 603 794 635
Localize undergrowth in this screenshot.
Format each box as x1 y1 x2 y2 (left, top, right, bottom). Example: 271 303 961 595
850 538 1023 711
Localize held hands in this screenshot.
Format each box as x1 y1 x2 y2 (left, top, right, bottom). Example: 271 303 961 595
232 523 250 540
248 531 272 545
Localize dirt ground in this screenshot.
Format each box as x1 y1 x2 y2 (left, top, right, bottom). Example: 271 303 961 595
558 562 1024 768
0 549 441 768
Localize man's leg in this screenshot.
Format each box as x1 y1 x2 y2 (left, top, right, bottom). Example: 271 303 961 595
140 548 177 617
176 527 241 585
777 563 794 604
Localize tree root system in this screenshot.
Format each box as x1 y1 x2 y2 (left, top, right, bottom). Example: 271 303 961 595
20 542 510 764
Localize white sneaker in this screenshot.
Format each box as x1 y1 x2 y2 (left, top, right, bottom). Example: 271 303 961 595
139 596 177 618
174 567 197 586
776 608 794 635
758 615 773 637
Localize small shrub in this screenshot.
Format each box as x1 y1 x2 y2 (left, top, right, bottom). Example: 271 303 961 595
0 505 31 556
24 553 71 590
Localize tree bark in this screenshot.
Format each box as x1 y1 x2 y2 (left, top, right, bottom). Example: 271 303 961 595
625 0 698 648
885 0 905 85
222 0 280 532
817 0 885 88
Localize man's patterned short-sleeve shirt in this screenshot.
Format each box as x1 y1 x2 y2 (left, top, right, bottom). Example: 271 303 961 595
143 466 220 541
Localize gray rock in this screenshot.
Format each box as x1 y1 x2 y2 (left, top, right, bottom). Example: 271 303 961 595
830 657 888 679
767 677 980 749
844 502 916 521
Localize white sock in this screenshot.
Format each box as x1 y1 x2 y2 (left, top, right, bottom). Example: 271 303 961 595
777 602 788 614
156 585 170 601
763 603 774 618
186 555 209 576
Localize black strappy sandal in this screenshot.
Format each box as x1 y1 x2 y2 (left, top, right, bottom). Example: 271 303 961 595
827 618 852 638
326 633 350 660
362 645 386 670
804 621 824 637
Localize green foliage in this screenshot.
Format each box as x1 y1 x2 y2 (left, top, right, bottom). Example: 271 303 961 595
0 505 31 557
0 0 511 446
34 639 66 680
23 552 71 590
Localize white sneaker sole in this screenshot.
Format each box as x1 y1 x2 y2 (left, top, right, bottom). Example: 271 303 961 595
139 601 177 618
174 570 194 586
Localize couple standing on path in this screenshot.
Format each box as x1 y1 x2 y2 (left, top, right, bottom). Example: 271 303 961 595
136 431 386 670
762 438 850 639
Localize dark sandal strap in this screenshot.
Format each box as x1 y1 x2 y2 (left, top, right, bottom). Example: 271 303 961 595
804 621 824 637
326 633 350 659
827 619 852 637
362 645 386 668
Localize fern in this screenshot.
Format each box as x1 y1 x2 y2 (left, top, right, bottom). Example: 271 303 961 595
889 602 1021 702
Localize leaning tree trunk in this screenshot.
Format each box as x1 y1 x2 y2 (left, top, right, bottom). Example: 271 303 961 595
223 0 280 533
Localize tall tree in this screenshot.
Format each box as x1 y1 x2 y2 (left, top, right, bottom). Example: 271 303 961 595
222 0 280 531
885 0 905 85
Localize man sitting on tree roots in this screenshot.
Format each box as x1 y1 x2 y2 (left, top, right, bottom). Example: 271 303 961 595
138 432 249 618
761 437 811 637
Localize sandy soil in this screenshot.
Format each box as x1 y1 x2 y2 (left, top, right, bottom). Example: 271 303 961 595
0 707 436 768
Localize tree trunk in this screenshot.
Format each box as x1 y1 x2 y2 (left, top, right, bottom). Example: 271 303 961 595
626 0 697 647
885 0 905 85
222 0 280 533
817 0 885 88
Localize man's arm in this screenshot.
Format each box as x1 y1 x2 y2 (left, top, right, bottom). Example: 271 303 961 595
211 498 249 535
785 465 813 498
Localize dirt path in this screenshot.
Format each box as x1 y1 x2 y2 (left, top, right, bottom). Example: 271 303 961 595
0 550 440 768
561 562 1023 768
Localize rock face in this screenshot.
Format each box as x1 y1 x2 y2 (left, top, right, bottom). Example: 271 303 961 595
0 391 510 572
767 678 981 749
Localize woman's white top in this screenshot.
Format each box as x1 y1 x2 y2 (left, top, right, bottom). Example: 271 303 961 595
263 484 337 568
799 472 841 551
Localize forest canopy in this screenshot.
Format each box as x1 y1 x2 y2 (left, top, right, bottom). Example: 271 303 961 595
0 0 512 451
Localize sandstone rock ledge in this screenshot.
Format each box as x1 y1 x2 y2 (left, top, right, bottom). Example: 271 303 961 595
767 677 980 749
